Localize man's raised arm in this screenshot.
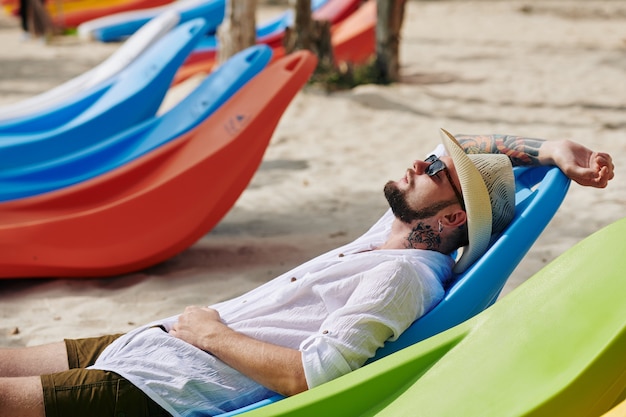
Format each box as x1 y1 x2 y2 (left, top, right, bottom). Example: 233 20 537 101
454 134 614 188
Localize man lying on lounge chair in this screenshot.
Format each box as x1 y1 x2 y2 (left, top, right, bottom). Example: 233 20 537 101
0 130 613 417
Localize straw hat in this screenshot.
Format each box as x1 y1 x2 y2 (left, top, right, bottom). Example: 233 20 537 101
439 129 516 273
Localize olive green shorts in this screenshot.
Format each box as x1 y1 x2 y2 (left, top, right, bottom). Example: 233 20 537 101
40 334 173 417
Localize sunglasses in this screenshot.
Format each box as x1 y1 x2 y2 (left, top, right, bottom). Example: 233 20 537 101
425 155 466 211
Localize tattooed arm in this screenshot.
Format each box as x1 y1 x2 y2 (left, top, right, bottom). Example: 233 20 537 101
454 134 614 188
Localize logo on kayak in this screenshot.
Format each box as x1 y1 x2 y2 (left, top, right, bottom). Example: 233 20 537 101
224 113 251 135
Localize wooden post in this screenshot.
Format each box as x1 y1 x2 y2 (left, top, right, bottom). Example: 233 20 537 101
24 0 56 40
375 0 406 83
285 0 312 52
217 0 257 65
285 0 334 70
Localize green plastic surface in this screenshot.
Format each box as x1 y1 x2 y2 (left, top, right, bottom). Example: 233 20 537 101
244 217 626 416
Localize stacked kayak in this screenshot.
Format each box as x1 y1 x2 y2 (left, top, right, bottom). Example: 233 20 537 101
174 0 375 85
78 0 226 42
78 0 330 43
0 44 272 201
185 0 354 57
0 50 317 278
0 2 319 278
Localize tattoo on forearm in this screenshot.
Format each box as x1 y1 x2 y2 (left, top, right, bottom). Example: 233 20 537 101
406 223 441 250
455 134 545 166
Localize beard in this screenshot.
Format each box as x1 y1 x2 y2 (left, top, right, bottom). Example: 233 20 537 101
384 181 456 224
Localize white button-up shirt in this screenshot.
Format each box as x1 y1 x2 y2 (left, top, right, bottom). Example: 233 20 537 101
91 209 453 416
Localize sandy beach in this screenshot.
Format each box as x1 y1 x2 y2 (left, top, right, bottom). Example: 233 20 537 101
0 0 623 348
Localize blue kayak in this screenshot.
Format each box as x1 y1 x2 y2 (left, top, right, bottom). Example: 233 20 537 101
0 18 208 169
0 45 272 202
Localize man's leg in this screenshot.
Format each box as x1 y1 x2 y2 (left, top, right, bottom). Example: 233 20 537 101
0 342 69 377
0 376 45 417
0 342 67 416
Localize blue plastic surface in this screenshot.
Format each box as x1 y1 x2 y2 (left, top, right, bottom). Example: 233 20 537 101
0 18 208 170
0 83 114 134
0 45 272 201
212 165 571 416
95 0 226 42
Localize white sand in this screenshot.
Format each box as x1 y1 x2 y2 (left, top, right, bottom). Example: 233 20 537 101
0 0 623 347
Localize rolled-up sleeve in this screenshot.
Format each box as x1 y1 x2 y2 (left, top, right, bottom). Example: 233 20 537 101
299 260 443 388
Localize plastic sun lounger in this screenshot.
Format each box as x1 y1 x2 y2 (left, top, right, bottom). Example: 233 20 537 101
0 50 317 279
0 45 272 202
0 10 179 123
212 164 571 416
51 0 174 28
173 0 346 85
241 216 626 417
0 18 207 170
184 0 331 63
80 0 225 43
82 0 332 43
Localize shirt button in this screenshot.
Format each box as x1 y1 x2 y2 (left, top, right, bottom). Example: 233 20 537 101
322 330 329 334
338 253 344 257
290 277 297 282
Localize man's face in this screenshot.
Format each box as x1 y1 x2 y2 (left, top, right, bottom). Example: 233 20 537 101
384 155 464 224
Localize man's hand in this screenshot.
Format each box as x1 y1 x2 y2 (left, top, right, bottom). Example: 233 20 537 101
541 139 614 188
169 306 228 352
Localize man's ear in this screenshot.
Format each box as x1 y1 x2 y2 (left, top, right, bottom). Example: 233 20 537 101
441 209 467 228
